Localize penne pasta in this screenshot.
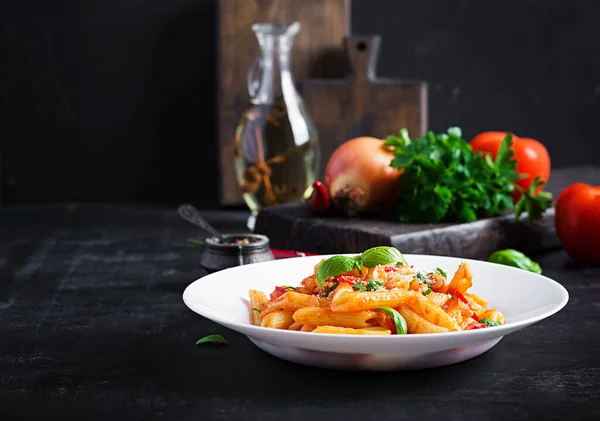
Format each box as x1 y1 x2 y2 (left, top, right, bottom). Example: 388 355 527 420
248 249 505 336
480 309 505 324
261 291 328 319
464 295 485 318
445 262 473 294
397 307 449 334
261 310 295 329
405 293 461 331
300 325 316 332
249 289 269 326
466 292 488 307
312 326 391 335
331 289 413 312
428 292 450 308
293 307 386 329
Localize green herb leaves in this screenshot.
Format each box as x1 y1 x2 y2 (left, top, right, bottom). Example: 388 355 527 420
480 318 502 327
361 246 408 268
386 127 550 223
488 249 542 274
315 246 408 288
321 282 339 298
514 176 553 222
316 256 356 288
352 283 367 292
435 267 447 277
352 277 384 292
366 276 385 291
376 306 408 335
196 334 228 345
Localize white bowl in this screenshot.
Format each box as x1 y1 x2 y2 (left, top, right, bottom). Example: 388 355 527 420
182 254 569 371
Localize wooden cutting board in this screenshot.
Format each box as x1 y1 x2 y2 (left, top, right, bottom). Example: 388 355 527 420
253 166 600 259
300 35 428 179
217 0 351 205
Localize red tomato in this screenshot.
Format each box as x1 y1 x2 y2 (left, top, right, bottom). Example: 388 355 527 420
554 183 600 264
470 132 551 200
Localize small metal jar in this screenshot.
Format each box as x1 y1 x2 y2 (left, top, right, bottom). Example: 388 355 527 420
199 233 275 273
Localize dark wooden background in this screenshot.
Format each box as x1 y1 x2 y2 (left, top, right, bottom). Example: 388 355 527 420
1 0 599 207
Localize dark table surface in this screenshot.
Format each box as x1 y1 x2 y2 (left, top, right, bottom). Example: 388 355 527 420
1 203 599 421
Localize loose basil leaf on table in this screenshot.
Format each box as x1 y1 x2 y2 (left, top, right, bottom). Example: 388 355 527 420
360 246 408 268
488 249 542 274
316 256 357 288
196 334 228 345
376 306 408 335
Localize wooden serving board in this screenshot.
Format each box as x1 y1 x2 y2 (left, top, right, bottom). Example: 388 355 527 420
253 166 600 259
218 0 351 205
300 35 427 180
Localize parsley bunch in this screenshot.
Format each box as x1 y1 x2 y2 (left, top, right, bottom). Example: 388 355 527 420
384 127 552 223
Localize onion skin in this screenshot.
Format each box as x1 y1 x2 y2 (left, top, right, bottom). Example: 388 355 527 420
324 136 403 216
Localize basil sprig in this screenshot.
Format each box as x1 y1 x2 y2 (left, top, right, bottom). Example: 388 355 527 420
315 246 408 288
376 306 408 335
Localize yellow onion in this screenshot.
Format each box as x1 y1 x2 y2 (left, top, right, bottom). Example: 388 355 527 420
324 136 403 216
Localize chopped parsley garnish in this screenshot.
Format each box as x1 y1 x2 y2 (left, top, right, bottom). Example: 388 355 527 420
395 261 405 266
322 282 339 298
280 286 296 290
480 317 502 327
435 267 447 277
416 272 432 287
450 294 456 301
352 283 367 292
251 307 261 313
423 288 433 296
366 276 385 291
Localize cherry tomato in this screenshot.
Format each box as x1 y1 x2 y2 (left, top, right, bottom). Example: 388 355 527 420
554 183 600 264
470 132 551 200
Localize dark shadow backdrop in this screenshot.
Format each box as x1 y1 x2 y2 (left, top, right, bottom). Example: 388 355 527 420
1 0 599 206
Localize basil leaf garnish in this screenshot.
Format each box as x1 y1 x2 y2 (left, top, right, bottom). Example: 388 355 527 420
196 334 228 345
315 247 408 289
316 256 357 288
360 246 408 268
376 306 408 335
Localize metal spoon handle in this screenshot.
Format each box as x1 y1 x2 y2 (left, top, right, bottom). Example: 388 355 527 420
178 204 225 240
